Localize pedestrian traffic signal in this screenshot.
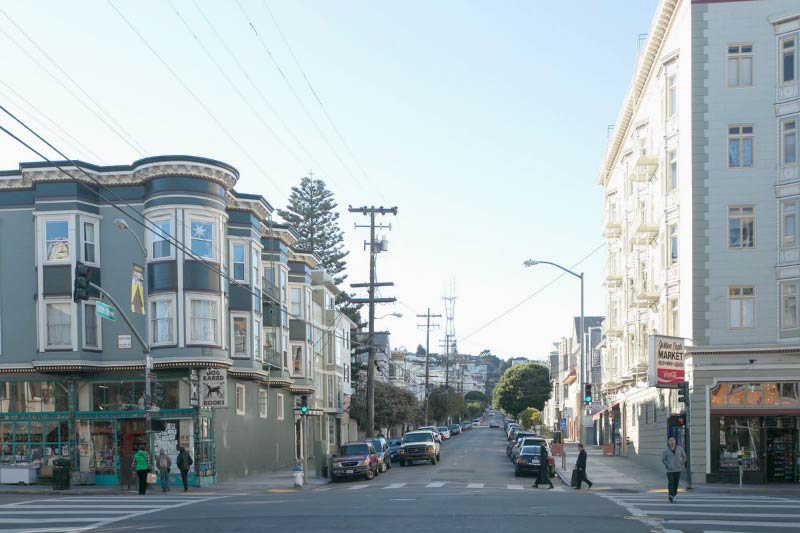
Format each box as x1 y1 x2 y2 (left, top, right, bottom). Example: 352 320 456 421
668 414 685 427
677 381 689 404
584 384 592 404
73 262 91 302
300 394 308 415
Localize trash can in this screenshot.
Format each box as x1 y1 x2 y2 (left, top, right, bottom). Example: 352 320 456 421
52 459 70 490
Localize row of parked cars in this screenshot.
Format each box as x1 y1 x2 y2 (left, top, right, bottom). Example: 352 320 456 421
503 418 555 478
330 419 479 481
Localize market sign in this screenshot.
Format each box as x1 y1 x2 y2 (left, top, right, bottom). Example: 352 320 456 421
200 368 228 408
647 334 686 388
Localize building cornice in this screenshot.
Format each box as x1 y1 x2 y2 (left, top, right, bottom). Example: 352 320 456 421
598 0 681 186
688 344 800 356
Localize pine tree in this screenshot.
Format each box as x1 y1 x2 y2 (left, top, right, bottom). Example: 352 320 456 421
277 175 362 323
278 175 348 285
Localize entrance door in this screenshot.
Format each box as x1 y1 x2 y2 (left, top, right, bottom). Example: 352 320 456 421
118 419 146 488
767 429 796 483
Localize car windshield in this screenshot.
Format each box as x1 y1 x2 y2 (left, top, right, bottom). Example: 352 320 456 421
388 439 402 446
339 444 369 456
403 433 431 443
520 446 541 455
437 427 448 431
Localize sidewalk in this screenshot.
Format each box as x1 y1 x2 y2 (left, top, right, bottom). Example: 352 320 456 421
0 463 329 495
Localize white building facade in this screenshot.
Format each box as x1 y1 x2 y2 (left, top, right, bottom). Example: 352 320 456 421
599 0 800 483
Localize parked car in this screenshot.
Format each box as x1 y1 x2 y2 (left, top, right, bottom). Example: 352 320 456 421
489 421 499 428
448 424 461 436
398 430 440 466
460 422 470 432
515 445 545 477
331 441 380 481
437 426 451 440
387 438 402 462
506 431 536 457
418 426 442 443
366 437 391 472
511 437 555 477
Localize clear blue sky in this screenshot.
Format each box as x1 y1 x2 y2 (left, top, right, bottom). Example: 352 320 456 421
0 0 657 358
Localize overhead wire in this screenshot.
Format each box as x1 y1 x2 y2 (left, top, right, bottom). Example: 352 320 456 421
106 0 283 196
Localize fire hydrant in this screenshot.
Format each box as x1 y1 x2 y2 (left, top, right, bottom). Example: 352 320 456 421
293 465 304 488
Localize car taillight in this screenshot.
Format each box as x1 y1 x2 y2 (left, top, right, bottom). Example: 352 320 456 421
516 457 522 465
548 456 554 465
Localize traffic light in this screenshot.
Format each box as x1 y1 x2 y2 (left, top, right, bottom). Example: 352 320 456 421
668 414 685 427
300 394 308 415
584 384 592 404
677 381 689 404
73 262 91 302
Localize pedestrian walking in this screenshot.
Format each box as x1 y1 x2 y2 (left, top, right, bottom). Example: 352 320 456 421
533 444 554 489
132 446 150 495
661 436 687 502
574 443 593 489
157 450 172 492
176 446 193 492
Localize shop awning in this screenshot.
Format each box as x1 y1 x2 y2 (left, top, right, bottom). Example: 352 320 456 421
563 369 577 385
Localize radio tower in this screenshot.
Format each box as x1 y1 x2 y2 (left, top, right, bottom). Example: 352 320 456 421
441 280 457 423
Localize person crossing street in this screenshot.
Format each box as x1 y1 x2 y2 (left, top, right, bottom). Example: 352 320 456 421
574 443 593 489
662 436 687 502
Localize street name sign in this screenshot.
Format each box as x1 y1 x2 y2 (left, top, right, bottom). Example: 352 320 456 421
95 302 117 321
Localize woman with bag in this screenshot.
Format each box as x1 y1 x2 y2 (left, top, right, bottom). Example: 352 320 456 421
132 446 151 495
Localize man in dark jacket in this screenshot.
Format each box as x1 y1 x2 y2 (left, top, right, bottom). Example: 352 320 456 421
574 443 593 489
176 446 193 492
533 445 554 489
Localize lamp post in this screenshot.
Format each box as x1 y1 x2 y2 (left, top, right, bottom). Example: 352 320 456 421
523 259 585 445
114 219 152 441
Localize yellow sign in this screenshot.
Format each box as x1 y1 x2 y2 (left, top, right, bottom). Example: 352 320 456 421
131 264 145 314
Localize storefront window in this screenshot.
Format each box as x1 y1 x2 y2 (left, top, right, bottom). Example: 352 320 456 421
764 383 780 406
92 381 179 411
711 383 728 406
718 416 761 472
728 383 746 406
0 382 68 413
0 423 11 462
90 421 115 475
746 383 763 406
781 383 798 406
0 420 68 464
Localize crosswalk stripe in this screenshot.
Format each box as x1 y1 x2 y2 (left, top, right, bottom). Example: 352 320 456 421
425 482 445 488
466 483 484 489
384 483 407 489
347 484 370 490
665 519 800 528
506 485 524 490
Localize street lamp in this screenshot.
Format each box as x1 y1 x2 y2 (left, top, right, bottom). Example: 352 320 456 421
376 312 402 320
523 259 585 445
114 219 148 258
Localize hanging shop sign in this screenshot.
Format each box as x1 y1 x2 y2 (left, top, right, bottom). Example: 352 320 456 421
647 335 686 388
200 368 228 408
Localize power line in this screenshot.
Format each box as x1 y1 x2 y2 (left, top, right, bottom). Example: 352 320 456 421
235 0 367 193
458 243 605 343
106 0 282 195
191 0 325 174
261 0 386 202
0 14 146 157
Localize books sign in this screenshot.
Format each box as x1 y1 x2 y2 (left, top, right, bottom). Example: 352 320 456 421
647 334 686 388
200 368 228 408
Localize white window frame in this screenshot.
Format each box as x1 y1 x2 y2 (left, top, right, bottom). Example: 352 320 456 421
148 215 175 261
728 286 755 330
727 125 754 169
188 215 217 261
149 294 177 346
667 149 678 192
727 43 753 88
82 300 102 350
231 312 250 358
780 281 798 331
41 217 72 265
44 298 73 350
186 294 222 346
781 118 797 167
668 298 679 337
291 344 304 377
80 218 99 267
666 74 677 117
254 319 262 362
781 36 796 85
782 199 798 249
252 247 260 289
668 224 678 265
728 206 755 249
235 384 246 416
230 242 247 283
276 393 284 420
259 389 269 418
290 287 302 318
305 289 312 322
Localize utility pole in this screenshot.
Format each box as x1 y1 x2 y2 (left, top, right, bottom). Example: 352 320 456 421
349 205 397 437
417 308 441 426
442 289 457 424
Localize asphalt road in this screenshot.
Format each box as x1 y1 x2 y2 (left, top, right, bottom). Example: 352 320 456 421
0 422 652 532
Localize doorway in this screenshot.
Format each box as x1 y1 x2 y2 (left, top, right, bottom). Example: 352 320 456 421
766 429 796 483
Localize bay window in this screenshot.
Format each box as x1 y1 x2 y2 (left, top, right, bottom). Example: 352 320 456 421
254 320 261 361
150 297 175 345
781 36 796 84
782 119 797 166
45 300 72 349
232 243 246 282
232 314 249 357
151 218 172 259
782 199 798 248
290 288 302 318
83 301 100 349
190 219 214 260
82 221 97 265
44 220 70 263
781 281 798 331
189 297 219 344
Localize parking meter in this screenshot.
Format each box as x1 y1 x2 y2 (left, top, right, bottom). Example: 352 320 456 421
737 450 744 488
